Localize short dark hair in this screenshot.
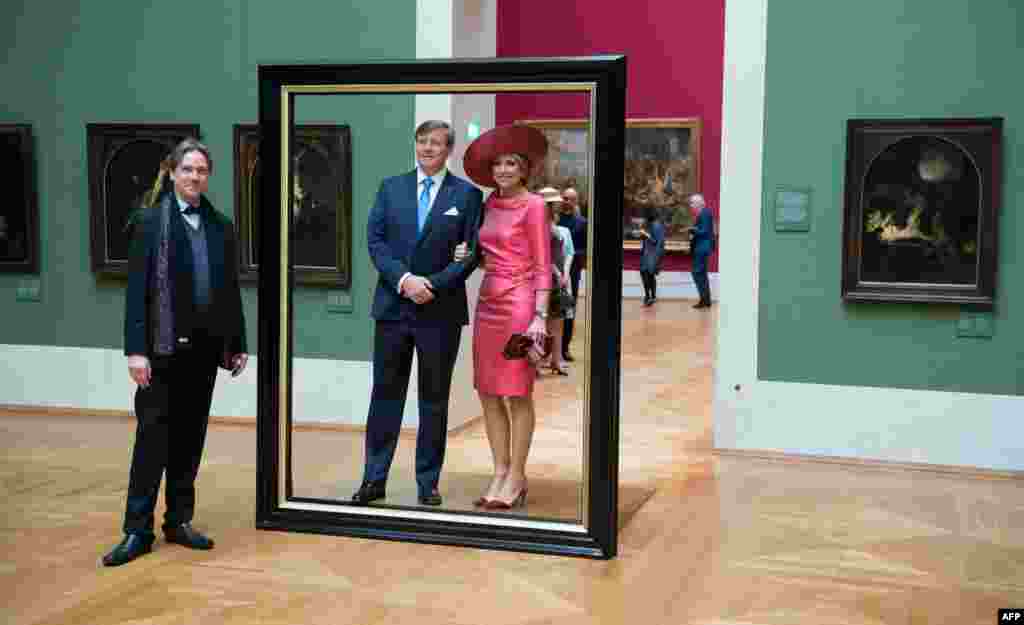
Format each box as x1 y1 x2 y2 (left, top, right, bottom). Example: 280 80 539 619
415 120 454 149
169 137 213 174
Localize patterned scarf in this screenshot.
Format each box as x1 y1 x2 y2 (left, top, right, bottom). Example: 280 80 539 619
151 194 175 356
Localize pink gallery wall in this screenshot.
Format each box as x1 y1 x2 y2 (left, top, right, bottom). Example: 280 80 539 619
495 0 724 272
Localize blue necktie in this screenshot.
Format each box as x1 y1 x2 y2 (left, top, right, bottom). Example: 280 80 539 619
418 177 433 233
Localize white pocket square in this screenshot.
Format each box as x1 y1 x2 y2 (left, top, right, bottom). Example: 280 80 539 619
444 207 459 216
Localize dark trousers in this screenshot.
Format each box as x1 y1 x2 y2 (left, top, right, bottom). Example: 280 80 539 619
563 255 584 354
692 251 711 303
640 270 657 300
123 342 218 537
363 320 462 495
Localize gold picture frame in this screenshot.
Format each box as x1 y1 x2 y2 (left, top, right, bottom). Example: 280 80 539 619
520 117 701 252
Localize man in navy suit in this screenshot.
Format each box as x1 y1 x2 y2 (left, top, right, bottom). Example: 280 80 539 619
688 193 716 308
353 120 484 506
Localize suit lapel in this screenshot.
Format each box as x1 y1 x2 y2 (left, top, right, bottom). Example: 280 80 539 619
202 201 225 295
402 171 419 246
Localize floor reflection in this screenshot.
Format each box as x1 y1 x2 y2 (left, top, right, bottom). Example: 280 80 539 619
290 305 590 523
4 300 1023 624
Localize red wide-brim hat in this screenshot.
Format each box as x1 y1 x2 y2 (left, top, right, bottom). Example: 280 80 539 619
462 124 548 189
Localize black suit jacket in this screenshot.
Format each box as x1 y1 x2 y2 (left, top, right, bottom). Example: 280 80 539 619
367 170 483 325
124 193 246 364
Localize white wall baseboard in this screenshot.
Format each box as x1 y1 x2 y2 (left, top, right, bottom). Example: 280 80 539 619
619 270 720 300
715 379 1024 472
0 344 444 429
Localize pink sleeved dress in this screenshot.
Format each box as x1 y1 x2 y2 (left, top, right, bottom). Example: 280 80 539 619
473 192 553 397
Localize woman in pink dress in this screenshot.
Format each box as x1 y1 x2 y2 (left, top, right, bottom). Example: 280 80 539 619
459 125 551 510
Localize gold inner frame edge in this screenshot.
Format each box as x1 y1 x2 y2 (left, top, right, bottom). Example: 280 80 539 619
283 82 595 95
277 81 598 528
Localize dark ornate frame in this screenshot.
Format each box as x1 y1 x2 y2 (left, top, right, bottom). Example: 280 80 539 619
234 123 353 287
256 56 626 558
87 123 200 279
842 117 1002 306
0 124 39 274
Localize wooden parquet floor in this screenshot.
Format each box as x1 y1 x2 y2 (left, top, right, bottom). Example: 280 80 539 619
2 299 1022 624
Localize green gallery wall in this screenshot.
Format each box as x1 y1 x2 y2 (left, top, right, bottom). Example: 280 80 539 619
758 0 1022 396
0 0 416 360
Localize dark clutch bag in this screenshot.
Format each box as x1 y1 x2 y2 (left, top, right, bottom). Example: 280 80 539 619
503 333 553 360
503 333 533 359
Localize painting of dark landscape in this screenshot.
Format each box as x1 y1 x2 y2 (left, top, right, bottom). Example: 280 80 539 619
843 118 1002 305
859 136 979 285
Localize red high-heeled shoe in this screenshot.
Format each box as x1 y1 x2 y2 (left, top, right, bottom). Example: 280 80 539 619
485 487 527 510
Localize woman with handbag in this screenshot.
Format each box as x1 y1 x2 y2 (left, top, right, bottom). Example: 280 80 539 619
637 206 666 306
455 124 551 510
539 187 575 376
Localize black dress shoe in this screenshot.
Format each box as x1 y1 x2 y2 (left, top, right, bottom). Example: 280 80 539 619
351 480 386 505
418 489 442 506
164 523 215 550
693 300 710 309
102 534 154 567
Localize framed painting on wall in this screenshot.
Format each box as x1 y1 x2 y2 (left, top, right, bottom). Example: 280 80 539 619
0 124 39 274
520 118 701 252
234 123 353 288
842 117 1002 306
87 123 200 279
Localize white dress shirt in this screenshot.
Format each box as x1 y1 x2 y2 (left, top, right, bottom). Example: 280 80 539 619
176 194 201 230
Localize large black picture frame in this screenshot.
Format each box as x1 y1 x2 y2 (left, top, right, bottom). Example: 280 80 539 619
256 56 627 558
842 117 1002 306
0 124 39 274
87 123 200 280
234 123 353 287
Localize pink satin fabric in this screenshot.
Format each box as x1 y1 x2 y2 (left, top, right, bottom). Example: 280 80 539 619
473 192 552 396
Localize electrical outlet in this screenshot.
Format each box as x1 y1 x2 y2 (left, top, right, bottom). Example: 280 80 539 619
15 279 41 302
972 312 994 338
326 290 353 313
957 311 994 338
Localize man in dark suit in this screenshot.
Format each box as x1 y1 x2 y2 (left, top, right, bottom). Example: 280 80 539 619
688 193 716 308
558 187 587 361
103 139 247 566
637 207 666 306
353 120 483 507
